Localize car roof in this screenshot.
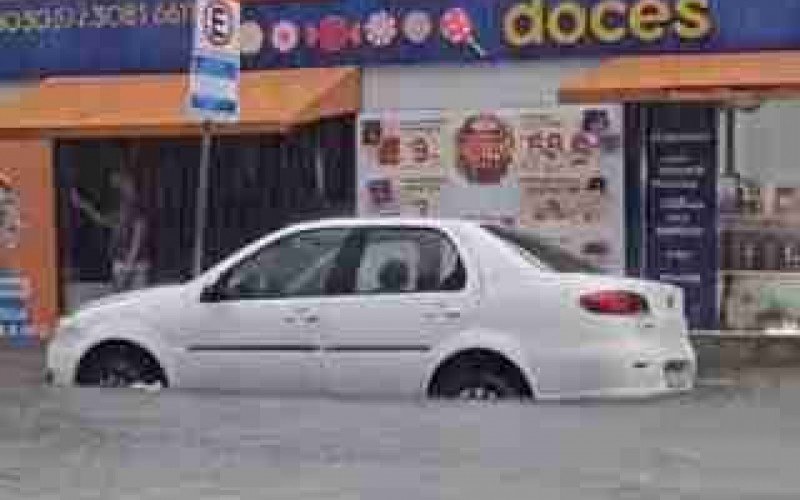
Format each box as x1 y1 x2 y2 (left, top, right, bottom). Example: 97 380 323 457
286 217 483 232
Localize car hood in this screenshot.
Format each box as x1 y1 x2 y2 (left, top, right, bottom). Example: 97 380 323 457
66 284 186 323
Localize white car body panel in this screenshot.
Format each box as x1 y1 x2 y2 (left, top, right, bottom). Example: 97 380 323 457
170 296 324 393
47 218 696 400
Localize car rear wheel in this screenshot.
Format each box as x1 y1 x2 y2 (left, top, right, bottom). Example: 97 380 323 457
429 351 531 401
75 342 167 389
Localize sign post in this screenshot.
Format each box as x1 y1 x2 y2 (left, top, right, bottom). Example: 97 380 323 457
188 0 240 276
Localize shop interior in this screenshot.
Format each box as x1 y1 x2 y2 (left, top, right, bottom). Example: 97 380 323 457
55 117 356 312
719 100 800 333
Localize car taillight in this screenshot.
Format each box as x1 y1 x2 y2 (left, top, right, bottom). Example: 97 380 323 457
580 290 649 315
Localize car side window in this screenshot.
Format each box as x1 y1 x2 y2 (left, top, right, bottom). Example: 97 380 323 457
355 228 466 295
218 228 353 300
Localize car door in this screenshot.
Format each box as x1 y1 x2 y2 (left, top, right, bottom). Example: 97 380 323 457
174 227 355 393
320 226 479 398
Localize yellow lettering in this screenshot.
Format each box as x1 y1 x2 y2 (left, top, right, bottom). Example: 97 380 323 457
181 2 195 25
138 3 149 25
590 0 626 43
629 0 670 42
547 1 587 45
92 5 110 28
77 6 91 28
20 10 40 32
154 2 182 26
54 7 77 29
38 8 52 29
503 0 544 47
119 3 139 27
676 0 712 40
107 5 122 28
2 11 20 33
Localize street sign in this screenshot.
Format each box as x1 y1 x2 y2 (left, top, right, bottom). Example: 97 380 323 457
188 0 240 275
188 0 241 123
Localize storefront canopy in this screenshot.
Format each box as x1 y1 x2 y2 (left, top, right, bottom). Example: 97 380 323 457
0 67 360 138
560 51 800 104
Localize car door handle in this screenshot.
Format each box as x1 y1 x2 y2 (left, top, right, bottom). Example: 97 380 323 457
441 309 461 320
422 307 461 321
284 308 319 325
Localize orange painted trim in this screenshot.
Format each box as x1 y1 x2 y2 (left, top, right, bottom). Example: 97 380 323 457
560 51 800 103
0 67 361 138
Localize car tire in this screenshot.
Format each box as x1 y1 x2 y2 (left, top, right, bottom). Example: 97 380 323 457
430 353 531 401
75 342 167 389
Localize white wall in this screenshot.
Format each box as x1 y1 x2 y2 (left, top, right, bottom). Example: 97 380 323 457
735 99 800 185
362 59 600 111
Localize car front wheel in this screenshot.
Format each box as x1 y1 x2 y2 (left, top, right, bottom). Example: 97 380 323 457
75 342 167 389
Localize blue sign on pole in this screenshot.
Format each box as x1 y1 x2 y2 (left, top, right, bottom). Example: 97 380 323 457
188 0 240 123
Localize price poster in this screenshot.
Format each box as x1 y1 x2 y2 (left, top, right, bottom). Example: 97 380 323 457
357 105 625 273
357 111 447 217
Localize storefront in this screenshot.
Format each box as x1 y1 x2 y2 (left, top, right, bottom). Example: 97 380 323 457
1 0 799 341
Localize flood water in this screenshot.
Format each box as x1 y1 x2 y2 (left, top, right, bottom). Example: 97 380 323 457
0 377 797 499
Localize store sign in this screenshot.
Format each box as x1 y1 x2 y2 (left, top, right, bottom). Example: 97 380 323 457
643 105 718 330
0 0 799 77
357 106 627 274
188 0 240 122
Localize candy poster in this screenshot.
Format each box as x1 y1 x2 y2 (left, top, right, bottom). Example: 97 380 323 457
357 106 626 273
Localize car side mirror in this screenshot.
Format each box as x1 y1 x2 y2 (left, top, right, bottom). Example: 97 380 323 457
200 282 224 303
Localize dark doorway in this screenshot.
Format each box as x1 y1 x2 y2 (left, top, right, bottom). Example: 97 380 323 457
55 117 356 311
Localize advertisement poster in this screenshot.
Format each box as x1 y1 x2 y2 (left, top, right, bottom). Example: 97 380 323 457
0 173 33 346
0 140 58 344
357 111 447 218
644 105 718 330
357 106 625 273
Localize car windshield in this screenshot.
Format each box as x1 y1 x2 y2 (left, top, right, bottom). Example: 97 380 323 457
481 225 602 274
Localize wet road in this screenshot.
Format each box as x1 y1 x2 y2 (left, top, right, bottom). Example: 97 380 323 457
0 377 798 499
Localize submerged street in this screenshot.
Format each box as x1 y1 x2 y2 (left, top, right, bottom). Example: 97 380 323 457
0 375 797 499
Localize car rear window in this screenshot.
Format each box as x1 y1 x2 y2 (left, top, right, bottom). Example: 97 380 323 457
481 225 601 274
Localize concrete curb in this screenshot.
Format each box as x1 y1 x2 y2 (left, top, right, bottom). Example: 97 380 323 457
0 342 44 387
691 334 800 377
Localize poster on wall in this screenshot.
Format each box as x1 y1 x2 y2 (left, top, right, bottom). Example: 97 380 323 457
357 105 626 273
357 110 447 217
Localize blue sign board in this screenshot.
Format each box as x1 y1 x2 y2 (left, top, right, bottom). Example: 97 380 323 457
0 0 798 77
188 0 240 122
644 105 718 330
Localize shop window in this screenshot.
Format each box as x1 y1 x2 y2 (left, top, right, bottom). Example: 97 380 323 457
718 100 800 333
55 117 357 312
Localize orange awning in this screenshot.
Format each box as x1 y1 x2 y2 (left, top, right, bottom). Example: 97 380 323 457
0 67 360 138
560 51 800 104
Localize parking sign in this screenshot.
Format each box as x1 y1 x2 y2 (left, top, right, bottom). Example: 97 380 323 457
188 0 240 122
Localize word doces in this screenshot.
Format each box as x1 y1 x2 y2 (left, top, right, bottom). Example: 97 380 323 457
504 0 712 47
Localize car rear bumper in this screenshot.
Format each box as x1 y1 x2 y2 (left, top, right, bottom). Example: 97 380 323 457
533 336 697 401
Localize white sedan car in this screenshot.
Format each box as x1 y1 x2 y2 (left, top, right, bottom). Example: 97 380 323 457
47 218 696 400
